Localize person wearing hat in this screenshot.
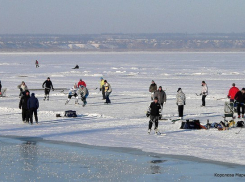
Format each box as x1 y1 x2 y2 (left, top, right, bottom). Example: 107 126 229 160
154 86 166 107
100 77 106 100
200 81 208 107
17 81 28 98
148 97 162 134
78 79 86 88
227 83 239 103
42 77 54 101
149 80 157 100
234 88 245 118
104 80 112 104
19 90 30 123
176 88 186 119
27 93 39 124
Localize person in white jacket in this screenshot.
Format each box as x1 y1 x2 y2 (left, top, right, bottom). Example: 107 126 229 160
200 81 208 107
176 88 186 119
65 84 79 105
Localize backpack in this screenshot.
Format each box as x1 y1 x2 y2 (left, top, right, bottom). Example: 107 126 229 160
65 110 77 117
237 121 244 127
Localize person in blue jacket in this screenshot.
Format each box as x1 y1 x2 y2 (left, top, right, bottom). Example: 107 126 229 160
28 93 39 124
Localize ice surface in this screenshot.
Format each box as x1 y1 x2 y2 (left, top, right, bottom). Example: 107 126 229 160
1 52 245 166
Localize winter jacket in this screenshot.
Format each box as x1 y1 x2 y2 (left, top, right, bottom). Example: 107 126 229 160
234 91 245 103
104 83 112 93
228 86 239 100
100 80 105 89
27 94 39 109
68 87 78 96
0 83 1 92
149 83 157 92
17 83 28 92
201 84 208 96
149 102 161 116
154 90 166 104
78 81 86 87
19 94 30 109
42 80 53 89
78 87 89 98
176 89 186 105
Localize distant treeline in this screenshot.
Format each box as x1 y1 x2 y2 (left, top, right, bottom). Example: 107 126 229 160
1 33 245 52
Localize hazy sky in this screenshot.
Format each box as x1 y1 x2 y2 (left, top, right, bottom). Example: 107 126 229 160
0 0 244 34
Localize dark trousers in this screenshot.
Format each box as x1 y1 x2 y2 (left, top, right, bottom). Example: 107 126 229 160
102 86 106 99
178 105 184 117
29 108 38 123
202 95 206 106
44 88 50 99
105 92 111 103
237 103 245 116
148 115 159 130
22 109 29 122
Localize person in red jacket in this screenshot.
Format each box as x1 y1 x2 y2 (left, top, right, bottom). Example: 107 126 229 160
77 79 86 87
228 83 239 102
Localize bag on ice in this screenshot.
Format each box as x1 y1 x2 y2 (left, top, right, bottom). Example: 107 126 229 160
237 121 244 127
65 110 77 117
180 120 201 129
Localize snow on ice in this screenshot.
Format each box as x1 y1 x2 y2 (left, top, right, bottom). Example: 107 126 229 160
0 52 245 165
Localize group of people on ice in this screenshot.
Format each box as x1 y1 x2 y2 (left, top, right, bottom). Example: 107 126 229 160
65 79 89 106
227 83 245 118
16 76 112 124
147 79 245 134
147 80 187 134
65 77 112 106
19 90 39 124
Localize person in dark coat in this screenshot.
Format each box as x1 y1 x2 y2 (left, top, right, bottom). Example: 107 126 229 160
0 80 2 93
42 77 54 101
148 97 162 134
19 90 30 123
149 80 157 100
234 88 245 118
28 93 39 124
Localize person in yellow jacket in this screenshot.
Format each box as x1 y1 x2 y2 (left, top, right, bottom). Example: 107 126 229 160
100 77 106 100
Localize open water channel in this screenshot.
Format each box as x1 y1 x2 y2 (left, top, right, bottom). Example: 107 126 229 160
0 136 244 182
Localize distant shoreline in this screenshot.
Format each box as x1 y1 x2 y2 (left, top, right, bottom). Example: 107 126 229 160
1 49 245 53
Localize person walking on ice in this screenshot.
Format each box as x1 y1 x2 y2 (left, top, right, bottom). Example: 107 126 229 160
100 77 106 100
65 84 79 105
149 80 157 100
104 80 112 104
234 88 245 118
42 77 54 101
35 60 39 68
19 90 30 123
148 97 162 134
200 81 208 107
176 88 186 119
17 81 28 98
78 85 89 106
228 83 239 103
27 93 39 124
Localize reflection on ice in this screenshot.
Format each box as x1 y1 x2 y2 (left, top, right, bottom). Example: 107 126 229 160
0 136 244 181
